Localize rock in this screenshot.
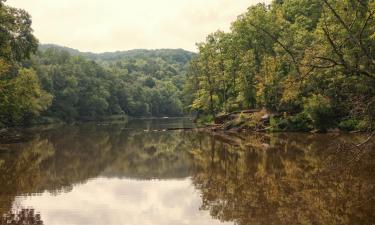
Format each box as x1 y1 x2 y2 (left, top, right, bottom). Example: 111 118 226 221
261 114 270 121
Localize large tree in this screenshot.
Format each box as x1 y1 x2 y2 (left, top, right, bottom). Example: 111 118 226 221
185 0 375 131
0 1 51 126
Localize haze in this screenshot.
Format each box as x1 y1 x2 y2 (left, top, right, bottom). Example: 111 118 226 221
8 0 269 52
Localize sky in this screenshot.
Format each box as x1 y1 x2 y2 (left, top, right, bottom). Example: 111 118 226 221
8 0 269 53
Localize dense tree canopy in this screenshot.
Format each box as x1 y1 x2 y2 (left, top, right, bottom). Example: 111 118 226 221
0 1 51 127
25 47 193 120
0 0 194 127
185 0 375 131
1 0 374 131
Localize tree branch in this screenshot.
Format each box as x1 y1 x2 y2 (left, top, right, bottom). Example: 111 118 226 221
359 10 375 60
248 22 302 77
322 0 373 60
356 132 375 147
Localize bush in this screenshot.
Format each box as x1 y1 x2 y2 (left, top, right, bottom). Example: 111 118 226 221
287 113 311 131
303 94 334 131
196 114 214 124
269 116 284 132
338 119 358 131
339 119 370 131
270 113 311 132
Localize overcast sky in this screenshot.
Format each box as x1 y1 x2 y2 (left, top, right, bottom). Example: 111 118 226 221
8 0 269 53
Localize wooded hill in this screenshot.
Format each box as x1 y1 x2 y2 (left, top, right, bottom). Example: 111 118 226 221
0 0 195 128
29 45 194 120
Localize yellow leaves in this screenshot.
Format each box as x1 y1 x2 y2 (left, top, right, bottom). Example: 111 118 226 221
0 68 53 124
0 58 10 76
281 75 301 104
191 89 209 110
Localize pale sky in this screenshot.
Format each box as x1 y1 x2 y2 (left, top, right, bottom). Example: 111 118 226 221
8 0 269 53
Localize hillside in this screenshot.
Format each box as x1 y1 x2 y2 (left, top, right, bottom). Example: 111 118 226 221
0 40 195 127
39 44 194 63
20 45 195 122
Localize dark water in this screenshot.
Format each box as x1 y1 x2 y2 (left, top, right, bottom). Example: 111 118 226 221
0 118 374 225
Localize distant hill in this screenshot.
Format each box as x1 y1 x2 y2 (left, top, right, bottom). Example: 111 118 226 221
39 44 84 55
32 44 196 118
38 44 196 64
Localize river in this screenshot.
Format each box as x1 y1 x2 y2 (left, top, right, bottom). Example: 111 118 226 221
0 118 374 225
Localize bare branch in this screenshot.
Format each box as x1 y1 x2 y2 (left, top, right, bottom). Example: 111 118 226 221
356 132 375 147
313 56 341 66
322 26 349 70
359 10 375 60
322 0 373 60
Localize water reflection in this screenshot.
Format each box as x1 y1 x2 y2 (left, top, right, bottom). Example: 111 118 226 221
16 178 231 225
0 208 43 225
190 133 375 225
0 119 374 225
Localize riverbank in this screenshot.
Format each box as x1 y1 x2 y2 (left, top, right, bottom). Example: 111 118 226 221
1 113 373 146
196 109 373 134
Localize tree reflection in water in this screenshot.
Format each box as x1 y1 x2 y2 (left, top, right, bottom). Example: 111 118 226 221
189 132 375 225
0 121 374 225
0 208 43 225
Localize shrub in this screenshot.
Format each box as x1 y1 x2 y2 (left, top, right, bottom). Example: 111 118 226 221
270 113 311 132
338 118 371 132
196 114 214 124
287 113 311 131
338 119 359 131
303 94 334 131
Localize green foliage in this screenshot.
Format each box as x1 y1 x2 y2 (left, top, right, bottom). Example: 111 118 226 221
270 113 311 132
0 2 38 64
303 94 334 131
338 119 369 132
144 77 156 88
196 114 214 124
1 0 374 130
0 2 50 126
0 1 194 126
28 47 192 120
185 0 375 131
0 69 52 125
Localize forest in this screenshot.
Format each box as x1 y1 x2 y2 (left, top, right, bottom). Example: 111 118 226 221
1 0 375 132
184 0 375 132
0 0 193 127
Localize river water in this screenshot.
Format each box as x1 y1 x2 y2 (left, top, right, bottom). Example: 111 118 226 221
0 118 374 225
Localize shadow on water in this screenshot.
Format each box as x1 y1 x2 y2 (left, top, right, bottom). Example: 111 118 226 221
0 118 374 225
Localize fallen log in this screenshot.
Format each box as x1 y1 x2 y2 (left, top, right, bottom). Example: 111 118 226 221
166 127 196 131
214 109 261 124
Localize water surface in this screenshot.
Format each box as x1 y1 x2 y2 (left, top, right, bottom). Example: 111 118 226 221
0 118 374 225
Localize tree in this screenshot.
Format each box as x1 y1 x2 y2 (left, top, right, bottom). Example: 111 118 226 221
0 69 52 125
0 1 48 127
185 0 375 131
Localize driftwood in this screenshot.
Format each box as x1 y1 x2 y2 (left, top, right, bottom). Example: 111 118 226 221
145 127 197 132
214 109 261 124
166 127 195 131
